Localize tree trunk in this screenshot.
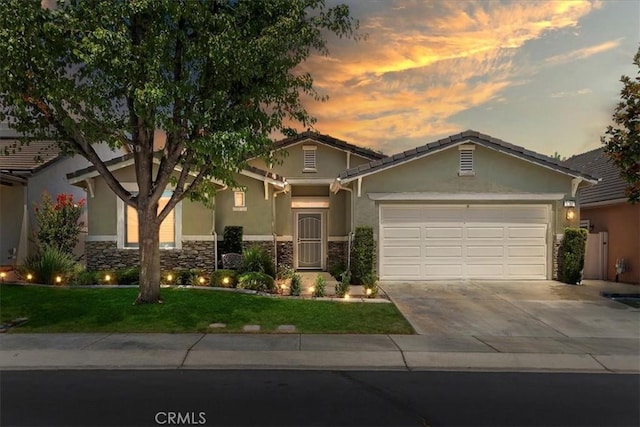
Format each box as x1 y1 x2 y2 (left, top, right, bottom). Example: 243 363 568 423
135 207 162 304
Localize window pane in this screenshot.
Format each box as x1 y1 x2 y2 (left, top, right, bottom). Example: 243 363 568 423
234 191 245 207
125 196 174 247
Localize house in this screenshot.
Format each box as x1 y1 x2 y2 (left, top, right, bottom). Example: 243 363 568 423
564 148 639 284
0 126 124 265
68 130 598 281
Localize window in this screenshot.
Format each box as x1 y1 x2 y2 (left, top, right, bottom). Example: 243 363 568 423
117 187 181 249
303 145 317 171
458 145 475 176
233 190 246 211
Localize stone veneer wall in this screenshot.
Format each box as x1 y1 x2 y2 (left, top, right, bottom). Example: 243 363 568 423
328 241 347 269
86 240 215 271
276 241 293 270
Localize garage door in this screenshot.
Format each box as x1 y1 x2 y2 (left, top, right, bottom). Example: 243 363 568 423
380 205 549 280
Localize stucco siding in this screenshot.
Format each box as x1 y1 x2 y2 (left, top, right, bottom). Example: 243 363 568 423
0 183 26 264
88 177 117 235
214 174 273 235
182 199 213 236
275 191 292 236
329 190 347 236
248 141 372 179
582 203 640 284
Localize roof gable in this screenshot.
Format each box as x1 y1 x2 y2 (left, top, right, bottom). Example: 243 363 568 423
0 139 62 175
273 131 385 160
338 130 598 184
564 148 627 204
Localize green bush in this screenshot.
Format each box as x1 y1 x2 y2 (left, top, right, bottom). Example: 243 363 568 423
361 272 379 298
223 226 243 254
276 265 295 280
328 262 346 280
237 272 276 292
289 273 302 296
22 246 77 285
210 269 237 288
312 274 326 297
115 268 140 286
239 245 276 278
70 269 98 286
335 270 351 298
351 226 375 285
559 228 588 284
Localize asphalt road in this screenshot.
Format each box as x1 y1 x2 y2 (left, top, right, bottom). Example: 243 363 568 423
1 370 638 426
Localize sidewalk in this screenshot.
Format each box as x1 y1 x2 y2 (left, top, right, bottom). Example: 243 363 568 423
1 332 638 373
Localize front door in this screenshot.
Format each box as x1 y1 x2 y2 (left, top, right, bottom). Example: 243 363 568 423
296 212 323 269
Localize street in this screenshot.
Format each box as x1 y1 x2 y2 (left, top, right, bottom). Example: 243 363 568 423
1 370 638 426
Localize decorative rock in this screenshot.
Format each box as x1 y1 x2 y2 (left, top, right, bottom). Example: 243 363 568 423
276 325 296 333
243 324 261 332
209 323 226 329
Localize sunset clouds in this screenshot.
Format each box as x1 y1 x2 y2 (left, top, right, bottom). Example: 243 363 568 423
299 0 635 155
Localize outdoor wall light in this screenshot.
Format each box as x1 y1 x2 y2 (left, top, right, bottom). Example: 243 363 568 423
566 207 576 221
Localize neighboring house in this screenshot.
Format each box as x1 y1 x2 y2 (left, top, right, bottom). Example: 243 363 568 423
69 130 598 281
564 148 639 284
0 127 123 265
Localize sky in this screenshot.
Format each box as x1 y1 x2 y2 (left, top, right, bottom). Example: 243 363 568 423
297 0 639 158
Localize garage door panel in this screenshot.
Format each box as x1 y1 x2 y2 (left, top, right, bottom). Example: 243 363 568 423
508 226 546 238
424 246 462 257
467 246 504 257
383 227 421 239
382 264 421 278
382 246 421 257
424 264 463 277
380 205 549 280
424 227 462 239
508 246 546 257
466 227 504 238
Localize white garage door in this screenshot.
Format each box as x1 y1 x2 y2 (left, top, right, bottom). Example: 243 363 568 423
380 205 549 280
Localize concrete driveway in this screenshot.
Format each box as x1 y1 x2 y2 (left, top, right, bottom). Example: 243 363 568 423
380 280 640 339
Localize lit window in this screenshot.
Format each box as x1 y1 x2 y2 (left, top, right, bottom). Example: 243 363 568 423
303 146 317 171
233 190 246 210
124 192 176 248
458 145 475 176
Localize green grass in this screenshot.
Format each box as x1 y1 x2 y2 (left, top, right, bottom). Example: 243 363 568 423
0 285 414 334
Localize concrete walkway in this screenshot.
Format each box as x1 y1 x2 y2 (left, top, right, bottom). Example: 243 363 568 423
1 332 638 372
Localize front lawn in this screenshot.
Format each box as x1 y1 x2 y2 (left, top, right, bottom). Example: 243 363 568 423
0 285 414 334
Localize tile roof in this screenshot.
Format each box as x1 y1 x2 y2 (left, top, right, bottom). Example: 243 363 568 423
65 152 286 183
273 131 386 160
0 139 62 174
563 147 627 204
338 130 598 183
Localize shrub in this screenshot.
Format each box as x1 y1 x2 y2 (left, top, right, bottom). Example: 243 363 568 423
335 270 351 298
328 262 346 281
361 272 379 298
239 245 276 278
70 268 98 286
289 273 302 296
223 226 243 254
351 226 375 285
237 272 276 292
210 269 237 288
33 192 85 255
115 268 140 286
22 246 77 285
559 228 588 284
276 265 295 280
312 274 326 297
176 269 195 286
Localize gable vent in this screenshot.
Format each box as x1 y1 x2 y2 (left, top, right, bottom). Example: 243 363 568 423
303 145 317 171
458 144 475 176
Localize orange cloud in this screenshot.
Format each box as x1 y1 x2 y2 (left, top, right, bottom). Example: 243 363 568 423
296 0 603 152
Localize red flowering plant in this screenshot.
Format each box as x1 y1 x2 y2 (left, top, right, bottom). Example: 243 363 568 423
33 192 86 255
